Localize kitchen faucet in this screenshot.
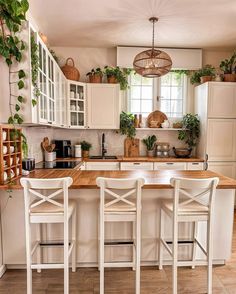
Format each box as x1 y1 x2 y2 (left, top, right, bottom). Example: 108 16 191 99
102 133 107 158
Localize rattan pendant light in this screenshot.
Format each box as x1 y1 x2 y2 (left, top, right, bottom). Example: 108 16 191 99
133 17 172 78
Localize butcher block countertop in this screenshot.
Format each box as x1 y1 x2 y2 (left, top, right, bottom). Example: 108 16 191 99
84 156 204 162
1 170 236 190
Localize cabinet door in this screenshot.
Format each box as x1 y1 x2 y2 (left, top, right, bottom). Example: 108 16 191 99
68 81 86 128
154 162 186 170
186 162 204 170
207 162 236 179
87 84 120 129
208 83 236 118
86 162 120 170
207 119 236 161
120 162 153 170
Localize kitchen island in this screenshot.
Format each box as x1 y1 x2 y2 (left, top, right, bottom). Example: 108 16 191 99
0 170 235 273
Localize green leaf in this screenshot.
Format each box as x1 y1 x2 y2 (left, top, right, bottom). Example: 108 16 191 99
18 80 24 89
6 58 12 66
32 99 37 107
17 117 23 124
18 69 26 79
15 104 20 111
20 41 26 50
8 116 14 124
17 95 24 103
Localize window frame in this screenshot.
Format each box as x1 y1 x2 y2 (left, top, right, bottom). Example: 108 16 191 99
127 72 187 119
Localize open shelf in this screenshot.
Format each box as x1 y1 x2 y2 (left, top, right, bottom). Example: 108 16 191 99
135 128 183 131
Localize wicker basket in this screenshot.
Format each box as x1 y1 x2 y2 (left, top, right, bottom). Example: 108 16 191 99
61 58 80 81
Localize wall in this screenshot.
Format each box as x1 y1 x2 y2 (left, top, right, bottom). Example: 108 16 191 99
202 49 234 69
53 47 116 83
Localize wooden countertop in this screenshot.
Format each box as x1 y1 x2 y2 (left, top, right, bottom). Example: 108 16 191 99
83 156 204 162
1 170 236 190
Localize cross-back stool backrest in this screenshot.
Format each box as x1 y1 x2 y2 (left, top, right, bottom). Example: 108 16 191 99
170 177 219 216
96 177 145 213
20 177 73 218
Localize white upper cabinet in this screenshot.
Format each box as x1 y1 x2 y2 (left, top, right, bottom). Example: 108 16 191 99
55 68 67 127
38 36 56 125
206 119 236 161
208 83 236 118
67 80 86 128
87 84 120 129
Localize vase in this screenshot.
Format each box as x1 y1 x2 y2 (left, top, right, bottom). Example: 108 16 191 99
200 76 212 84
147 150 154 157
224 74 236 82
107 75 118 84
82 150 89 158
89 74 102 83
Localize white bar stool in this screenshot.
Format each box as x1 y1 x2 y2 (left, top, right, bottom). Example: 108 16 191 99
20 177 77 294
96 177 145 294
158 177 219 294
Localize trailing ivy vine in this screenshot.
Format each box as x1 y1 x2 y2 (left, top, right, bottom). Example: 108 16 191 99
0 0 29 155
30 32 39 106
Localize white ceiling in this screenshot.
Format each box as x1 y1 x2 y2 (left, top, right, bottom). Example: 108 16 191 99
29 0 236 49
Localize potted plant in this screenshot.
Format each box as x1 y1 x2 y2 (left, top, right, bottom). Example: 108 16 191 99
80 141 92 158
176 113 200 157
190 64 215 85
220 52 236 82
120 111 140 157
142 135 157 157
86 68 103 83
104 66 132 90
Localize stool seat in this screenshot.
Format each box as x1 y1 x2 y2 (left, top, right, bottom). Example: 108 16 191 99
162 199 209 215
30 200 76 215
105 203 136 212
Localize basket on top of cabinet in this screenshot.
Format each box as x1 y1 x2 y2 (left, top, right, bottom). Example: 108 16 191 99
0 125 22 185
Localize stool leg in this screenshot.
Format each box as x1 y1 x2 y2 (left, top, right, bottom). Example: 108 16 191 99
64 221 69 294
36 224 42 273
72 208 77 272
158 208 164 270
100 214 104 294
133 220 136 271
207 219 213 294
172 218 178 294
25 221 32 294
136 217 141 294
192 221 198 269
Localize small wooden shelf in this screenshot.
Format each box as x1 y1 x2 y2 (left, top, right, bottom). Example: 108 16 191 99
0 125 22 185
135 128 183 131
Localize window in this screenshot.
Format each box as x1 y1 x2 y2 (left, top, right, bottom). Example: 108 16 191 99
128 72 153 117
159 72 186 118
128 71 186 118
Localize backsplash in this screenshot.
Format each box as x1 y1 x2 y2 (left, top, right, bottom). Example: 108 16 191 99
24 127 187 162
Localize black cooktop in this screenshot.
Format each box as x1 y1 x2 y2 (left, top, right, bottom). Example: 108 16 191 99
35 161 79 169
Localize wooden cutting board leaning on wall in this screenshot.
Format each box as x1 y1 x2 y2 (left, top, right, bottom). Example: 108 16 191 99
124 138 140 157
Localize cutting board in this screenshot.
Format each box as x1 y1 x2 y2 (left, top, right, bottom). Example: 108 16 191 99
124 138 140 157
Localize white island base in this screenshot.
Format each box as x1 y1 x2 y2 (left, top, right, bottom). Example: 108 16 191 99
0 188 234 271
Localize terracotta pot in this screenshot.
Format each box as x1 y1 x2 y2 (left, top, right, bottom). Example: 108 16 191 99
88 74 102 83
147 150 154 157
200 76 213 84
107 75 118 84
223 74 236 82
82 150 89 158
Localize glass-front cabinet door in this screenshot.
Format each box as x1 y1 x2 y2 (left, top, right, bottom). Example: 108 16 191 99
68 80 86 128
38 36 56 125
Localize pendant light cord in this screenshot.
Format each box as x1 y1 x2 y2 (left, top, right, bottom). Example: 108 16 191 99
152 19 155 49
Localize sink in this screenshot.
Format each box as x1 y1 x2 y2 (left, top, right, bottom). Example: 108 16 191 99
89 155 117 160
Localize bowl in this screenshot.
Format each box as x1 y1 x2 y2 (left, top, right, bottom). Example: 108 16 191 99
173 147 192 158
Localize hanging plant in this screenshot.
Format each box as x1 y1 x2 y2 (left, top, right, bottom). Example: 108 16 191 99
30 32 40 106
0 0 30 150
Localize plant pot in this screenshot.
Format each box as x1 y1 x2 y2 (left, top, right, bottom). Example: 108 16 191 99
88 74 102 83
223 74 236 82
82 150 89 158
200 76 213 84
107 75 118 84
147 150 154 157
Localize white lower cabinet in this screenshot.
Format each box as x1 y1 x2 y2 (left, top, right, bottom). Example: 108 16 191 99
85 162 119 170
154 162 187 170
186 162 204 170
120 162 153 170
207 162 236 178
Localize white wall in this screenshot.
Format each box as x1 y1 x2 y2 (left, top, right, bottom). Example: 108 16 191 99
53 47 116 83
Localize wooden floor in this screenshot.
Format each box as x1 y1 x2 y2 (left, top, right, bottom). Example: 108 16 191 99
0 212 236 293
